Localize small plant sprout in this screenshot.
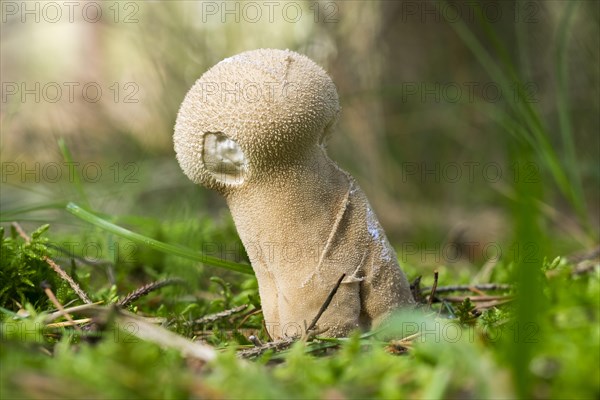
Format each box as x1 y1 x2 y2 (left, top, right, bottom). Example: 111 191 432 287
174 49 414 339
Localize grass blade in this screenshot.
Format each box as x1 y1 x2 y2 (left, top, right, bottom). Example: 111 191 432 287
440 0 588 232
556 1 588 227
65 202 254 275
0 202 67 220
58 138 90 209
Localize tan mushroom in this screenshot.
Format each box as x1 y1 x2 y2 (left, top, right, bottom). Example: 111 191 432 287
174 49 414 339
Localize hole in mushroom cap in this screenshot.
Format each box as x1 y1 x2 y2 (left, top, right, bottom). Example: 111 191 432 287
203 132 247 185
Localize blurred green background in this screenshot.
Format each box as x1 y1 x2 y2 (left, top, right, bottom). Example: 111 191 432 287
2 0 599 262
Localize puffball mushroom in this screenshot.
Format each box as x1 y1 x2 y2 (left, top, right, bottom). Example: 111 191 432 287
174 49 414 339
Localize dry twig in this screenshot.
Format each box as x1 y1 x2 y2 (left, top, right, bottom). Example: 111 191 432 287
427 271 439 309
45 302 104 323
473 298 513 310
11 221 30 242
421 283 512 294
306 273 346 334
46 318 92 328
52 305 217 362
40 282 80 330
12 222 92 304
191 304 249 326
237 336 296 359
441 295 513 302
236 308 263 329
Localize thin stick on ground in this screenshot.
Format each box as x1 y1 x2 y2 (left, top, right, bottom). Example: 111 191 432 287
45 302 104 323
63 305 217 362
427 270 439 310
46 318 92 328
236 308 263 330
41 281 80 330
421 283 512 294
12 222 92 304
442 295 513 302
11 221 30 242
248 335 263 347
191 304 249 326
306 273 346 334
468 286 486 296
237 336 296 359
474 298 513 310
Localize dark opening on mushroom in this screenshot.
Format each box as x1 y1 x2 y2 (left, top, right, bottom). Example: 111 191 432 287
203 132 247 185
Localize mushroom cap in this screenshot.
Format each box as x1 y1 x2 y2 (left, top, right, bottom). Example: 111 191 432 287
174 48 340 190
